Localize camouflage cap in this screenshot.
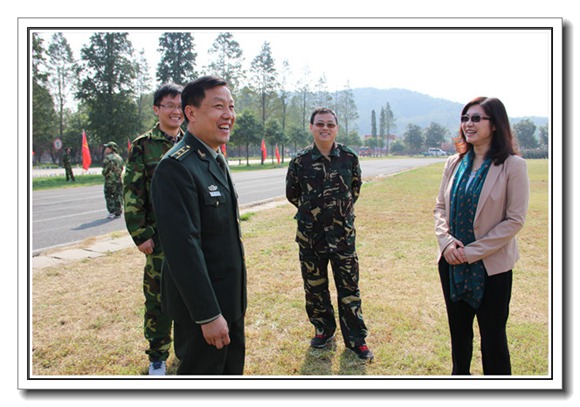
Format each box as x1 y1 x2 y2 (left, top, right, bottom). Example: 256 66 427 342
104 141 119 152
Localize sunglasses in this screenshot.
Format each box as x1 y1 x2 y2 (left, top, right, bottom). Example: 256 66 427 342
461 114 491 123
313 122 337 129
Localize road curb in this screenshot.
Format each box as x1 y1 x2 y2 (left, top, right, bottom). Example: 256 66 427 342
31 198 290 272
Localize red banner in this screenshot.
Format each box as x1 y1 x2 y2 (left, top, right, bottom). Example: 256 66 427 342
261 139 267 163
81 130 92 170
275 145 280 164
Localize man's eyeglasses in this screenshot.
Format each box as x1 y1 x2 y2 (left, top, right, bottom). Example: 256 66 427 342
314 122 337 129
461 114 491 123
158 104 182 111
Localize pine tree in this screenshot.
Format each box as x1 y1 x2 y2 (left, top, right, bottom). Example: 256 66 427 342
206 32 244 91
76 32 139 154
32 33 58 163
250 41 279 127
47 32 76 144
157 32 197 85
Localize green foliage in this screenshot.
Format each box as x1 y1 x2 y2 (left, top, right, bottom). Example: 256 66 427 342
514 118 539 149
206 32 244 90
231 111 264 165
156 32 197 85
32 34 59 163
335 83 359 139
403 123 425 153
264 119 286 160
47 33 76 142
287 125 310 152
33 174 103 190
250 41 279 125
424 121 449 148
76 33 140 155
390 140 406 155
521 148 549 159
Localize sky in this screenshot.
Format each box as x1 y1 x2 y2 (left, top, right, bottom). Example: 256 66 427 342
35 22 556 118
9 3 573 398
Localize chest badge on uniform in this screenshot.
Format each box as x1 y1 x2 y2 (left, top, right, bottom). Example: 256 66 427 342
208 184 222 197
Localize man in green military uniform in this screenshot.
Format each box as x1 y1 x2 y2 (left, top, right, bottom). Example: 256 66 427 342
62 147 75 182
123 83 184 375
102 141 124 219
151 76 246 375
286 107 373 361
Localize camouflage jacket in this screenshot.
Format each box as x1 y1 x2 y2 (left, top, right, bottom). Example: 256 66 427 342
102 152 124 184
286 142 361 252
62 152 72 167
123 123 184 246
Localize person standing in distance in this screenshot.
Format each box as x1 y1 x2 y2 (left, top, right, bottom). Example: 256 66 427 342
151 76 246 375
286 107 373 361
123 83 185 375
62 147 75 182
102 141 124 219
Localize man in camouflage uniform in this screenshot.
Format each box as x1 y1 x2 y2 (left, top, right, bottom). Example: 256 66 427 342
286 107 373 361
123 83 184 375
62 147 75 182
102 141 124 219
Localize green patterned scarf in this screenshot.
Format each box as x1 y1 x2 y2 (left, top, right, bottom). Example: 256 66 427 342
449 150 492 309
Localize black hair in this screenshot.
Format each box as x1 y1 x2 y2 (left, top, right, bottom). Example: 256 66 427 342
454 96 519 165
153 83 183 106
181 76 229 122
309 107 338 125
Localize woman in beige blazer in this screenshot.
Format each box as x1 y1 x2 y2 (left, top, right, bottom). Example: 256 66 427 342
434 97 529 375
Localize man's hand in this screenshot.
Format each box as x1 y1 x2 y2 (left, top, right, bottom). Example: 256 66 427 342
137 238 155 255
201 316 230 349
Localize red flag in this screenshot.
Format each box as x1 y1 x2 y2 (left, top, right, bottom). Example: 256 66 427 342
220 143 227 157
261 139 267 163
275 145 280 164
81 129 91 170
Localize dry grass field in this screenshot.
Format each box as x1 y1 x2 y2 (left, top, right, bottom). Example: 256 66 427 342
31 159 550 377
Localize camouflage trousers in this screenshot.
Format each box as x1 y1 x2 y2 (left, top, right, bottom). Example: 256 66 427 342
298 247 368 348
64 165 75 181
143 250 173 362
104 181 123 215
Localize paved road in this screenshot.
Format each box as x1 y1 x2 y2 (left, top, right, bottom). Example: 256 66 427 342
31 157 445 254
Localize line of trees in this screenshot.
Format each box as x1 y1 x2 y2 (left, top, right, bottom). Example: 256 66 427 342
32 31 547 167
31 31 368 166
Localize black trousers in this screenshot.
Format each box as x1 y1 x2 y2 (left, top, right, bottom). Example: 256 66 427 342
438 258 513 375
173 315 245 375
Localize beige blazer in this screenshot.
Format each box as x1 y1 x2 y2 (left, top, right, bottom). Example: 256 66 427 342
434 153 529 276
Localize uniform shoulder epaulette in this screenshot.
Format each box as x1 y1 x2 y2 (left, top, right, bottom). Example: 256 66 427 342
169 144 192 161
296 145 313 157
338 143 358 157
131 130 154 145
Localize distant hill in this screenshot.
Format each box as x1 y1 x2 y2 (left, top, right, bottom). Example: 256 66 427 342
351 87 548 137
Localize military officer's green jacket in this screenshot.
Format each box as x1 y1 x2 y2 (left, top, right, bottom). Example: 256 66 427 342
123 123 184 246
286 142 362 252
151 131 247 325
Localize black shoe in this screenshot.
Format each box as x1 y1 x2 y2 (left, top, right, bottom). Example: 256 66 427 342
310 333 334 348
349 343 374 361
